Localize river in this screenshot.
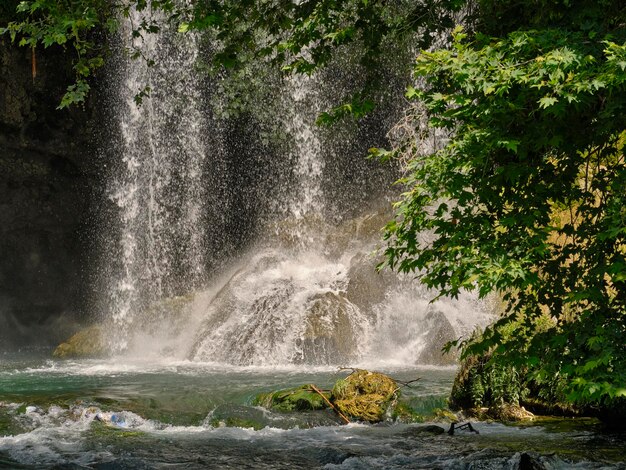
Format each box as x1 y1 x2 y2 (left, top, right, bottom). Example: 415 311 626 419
1 351 624 469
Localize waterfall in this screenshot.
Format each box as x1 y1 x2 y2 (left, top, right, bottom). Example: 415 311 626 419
106 6 207 349
99 10 493 364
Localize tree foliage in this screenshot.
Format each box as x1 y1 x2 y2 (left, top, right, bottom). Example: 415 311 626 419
384 0 626 406
0 0 461 111
0 0 118 107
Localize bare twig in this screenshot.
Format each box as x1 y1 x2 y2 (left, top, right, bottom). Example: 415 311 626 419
309 384 351 425
393 377 422 388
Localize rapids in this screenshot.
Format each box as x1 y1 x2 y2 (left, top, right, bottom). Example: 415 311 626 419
1 353 624 469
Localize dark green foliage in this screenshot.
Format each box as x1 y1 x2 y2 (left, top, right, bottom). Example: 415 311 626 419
450 352 530 411
0 0 118 107
0 0 20 24
384 0 626 409
0 0 462 113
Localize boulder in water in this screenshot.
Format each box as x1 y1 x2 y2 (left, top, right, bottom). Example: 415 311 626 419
331 369 398 423
254 385 330 412
415 310 459 366
52 325 107 359
323 205 394 257
345 252 399 313
400 424 446 436
509 451 551 470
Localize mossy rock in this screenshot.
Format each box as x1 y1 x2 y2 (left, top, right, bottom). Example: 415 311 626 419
254 385 330 412
331 370 398 423
429 407 459 423
53 325 107 359
487 404 535 422
463 404 535 422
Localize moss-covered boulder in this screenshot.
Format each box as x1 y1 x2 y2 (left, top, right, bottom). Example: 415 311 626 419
331 369 398 423
254 385 330 412
52 325 107 359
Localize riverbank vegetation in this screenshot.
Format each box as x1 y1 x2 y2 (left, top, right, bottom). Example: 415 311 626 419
2 0 624 421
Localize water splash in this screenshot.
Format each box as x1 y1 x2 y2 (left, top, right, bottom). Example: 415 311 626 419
189 250 371 365
100 9 492 365
189 213 494 367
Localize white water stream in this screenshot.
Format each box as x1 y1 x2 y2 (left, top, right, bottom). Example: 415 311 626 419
107 5 207 349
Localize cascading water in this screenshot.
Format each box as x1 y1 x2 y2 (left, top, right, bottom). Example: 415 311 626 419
102 8 493 365
107 5 208 349
188 206 494 366
285 74 325 221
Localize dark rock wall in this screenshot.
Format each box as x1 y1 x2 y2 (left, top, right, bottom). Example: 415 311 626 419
0 40 103 349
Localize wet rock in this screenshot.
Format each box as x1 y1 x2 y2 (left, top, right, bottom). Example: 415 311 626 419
267 213 328 250
345 252 399 313
509 451 550 470
332 369 398 423
0 42 104 350
52 325 107 358
324 205 393 257
189 251 372 365
400 424 446 436
188 252 294 363
254 385 330 412
296 292 363 364
415 309 459 366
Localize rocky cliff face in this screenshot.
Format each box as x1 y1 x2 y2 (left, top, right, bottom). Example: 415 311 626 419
0 40 104 349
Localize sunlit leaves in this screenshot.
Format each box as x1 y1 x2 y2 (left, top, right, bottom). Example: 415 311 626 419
384 1 626 407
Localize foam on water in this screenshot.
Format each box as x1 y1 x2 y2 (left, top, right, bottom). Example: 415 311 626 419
1 396 623 469
0 404 112 466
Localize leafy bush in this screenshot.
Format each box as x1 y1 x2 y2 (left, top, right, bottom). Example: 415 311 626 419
384 0 626 409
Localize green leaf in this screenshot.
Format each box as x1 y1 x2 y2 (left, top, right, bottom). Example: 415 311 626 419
538 96 558 108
